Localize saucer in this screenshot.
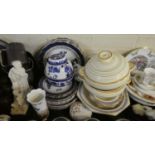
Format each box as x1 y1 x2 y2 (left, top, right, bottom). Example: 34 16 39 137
77 84 130 116
35 38 85 75
126 47 155 71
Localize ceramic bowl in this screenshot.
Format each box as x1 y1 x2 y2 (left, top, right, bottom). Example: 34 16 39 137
86 118 100 121
82 51 130 83
116 118 129 121
46 90 77 106
69 101 92 121
132 70 155 98
133 70 155 91
39 78 78 99
45 52 74 80
84 81 126 98
0 114 11 121
48 98 77 110
53 117 70 121
41 77 73 94
132 79 155 98
79 67 130 90
127 83 155 106
77 84 130 116
85 55 129 83
89 93 124 109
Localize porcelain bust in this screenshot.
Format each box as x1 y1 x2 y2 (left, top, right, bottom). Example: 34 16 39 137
8 61 30 115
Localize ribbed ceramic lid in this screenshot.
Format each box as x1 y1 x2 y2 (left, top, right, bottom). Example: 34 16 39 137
85 51 129 83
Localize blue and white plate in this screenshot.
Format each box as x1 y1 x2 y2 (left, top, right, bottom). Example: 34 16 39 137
35 38 85 74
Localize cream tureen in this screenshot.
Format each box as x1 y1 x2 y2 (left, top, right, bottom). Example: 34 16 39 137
79 51 132 90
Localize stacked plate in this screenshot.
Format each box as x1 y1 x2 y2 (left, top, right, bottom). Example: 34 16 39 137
78 51 132 116
126 47 155 106
39 78 78 110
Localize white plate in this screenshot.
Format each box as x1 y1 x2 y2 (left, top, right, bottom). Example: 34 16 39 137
127 84 155 106
126 47 155 71
77 84 130 116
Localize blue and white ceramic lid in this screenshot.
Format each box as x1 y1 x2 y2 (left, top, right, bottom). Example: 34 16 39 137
35 38 85 68
126 47 155 71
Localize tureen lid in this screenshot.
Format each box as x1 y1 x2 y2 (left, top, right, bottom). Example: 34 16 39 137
84 51 129 83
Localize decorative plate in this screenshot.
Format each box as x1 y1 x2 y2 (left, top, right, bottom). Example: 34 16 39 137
126 47 155 71
77 84 130 116
127 83 155 106
35 38 85 73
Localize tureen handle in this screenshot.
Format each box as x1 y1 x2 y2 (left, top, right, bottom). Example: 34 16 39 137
78 67 85 82
129 62 136 72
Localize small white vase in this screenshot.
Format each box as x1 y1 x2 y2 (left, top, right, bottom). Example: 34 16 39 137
27 88 49 120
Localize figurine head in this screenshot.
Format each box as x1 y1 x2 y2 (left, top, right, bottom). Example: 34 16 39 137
12 61 22 69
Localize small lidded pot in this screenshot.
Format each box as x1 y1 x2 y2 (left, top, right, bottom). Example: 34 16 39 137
69 101 92 121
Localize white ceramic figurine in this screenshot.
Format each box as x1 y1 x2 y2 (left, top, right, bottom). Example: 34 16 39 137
8 61 30 115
